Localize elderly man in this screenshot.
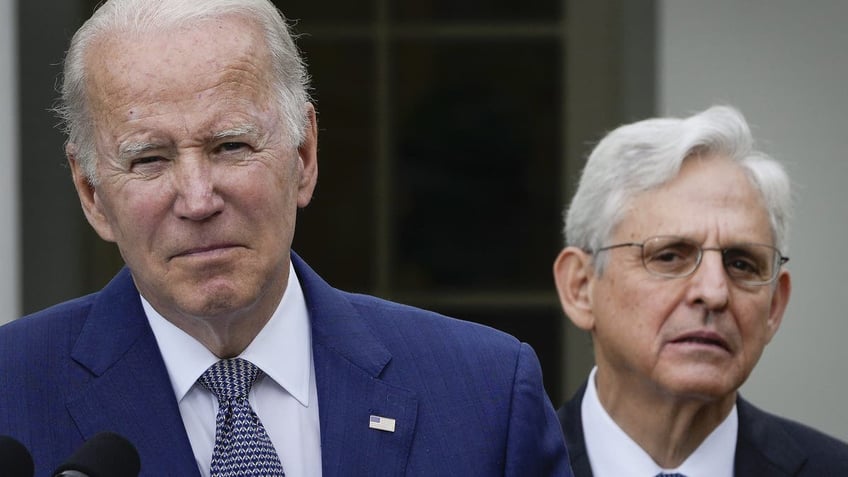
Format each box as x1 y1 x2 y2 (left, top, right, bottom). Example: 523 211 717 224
553 105 848 476
0 0 569 475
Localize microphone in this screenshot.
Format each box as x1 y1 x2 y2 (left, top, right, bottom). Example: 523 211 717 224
0 435 34 477
52 432 140 477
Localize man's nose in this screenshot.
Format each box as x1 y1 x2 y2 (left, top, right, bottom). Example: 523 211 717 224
172 157 224 221
687 250 730 310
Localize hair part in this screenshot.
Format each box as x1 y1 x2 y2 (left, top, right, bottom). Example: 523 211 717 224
564 105 792 273
54 0 311 184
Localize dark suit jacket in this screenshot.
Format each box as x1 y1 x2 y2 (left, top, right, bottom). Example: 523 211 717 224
559 383 848 476
0 253 570 476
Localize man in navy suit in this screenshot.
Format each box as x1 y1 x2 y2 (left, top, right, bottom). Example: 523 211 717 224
553 106 848 476
0 0 569 475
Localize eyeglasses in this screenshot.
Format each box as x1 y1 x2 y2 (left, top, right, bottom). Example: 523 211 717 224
593 235 789 286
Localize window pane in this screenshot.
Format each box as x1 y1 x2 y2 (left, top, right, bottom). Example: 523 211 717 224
273 0 375 24
292 39 378 292
392 0 562 23
391 39 562 293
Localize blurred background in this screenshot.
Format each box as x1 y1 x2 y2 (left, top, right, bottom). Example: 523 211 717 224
2 0 846 439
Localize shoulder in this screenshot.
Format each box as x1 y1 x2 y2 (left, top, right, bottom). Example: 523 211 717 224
339 292 570 475
737 398 848 473
295 253 523 361
0 267 136 349
0 293 98 396
337 291 550 420
331 290 546 405
0 293 95 350
0 293 97 434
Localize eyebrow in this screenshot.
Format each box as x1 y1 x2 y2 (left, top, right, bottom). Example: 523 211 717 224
212 124 259 141
117 141 161 159
115 124 262 160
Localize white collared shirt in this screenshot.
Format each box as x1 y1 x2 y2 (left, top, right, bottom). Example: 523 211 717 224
582 367 736 477
145 262 322 477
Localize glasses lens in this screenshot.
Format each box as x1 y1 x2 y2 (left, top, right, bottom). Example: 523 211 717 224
722 244 777 284
641 237 700 277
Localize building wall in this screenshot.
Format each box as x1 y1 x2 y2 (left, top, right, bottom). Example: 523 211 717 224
0 0 20 323
659 0 848 440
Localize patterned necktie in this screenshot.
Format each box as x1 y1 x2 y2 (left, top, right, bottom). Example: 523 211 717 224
655 473 687 477
198 358 285 477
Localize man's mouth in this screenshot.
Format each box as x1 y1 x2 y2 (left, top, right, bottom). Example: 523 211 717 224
669 332 730 352
171 243 240 259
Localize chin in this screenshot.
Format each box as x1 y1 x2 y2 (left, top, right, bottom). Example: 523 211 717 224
657 366 744 401
180 297 242 320
661 375 741 402
176 282 256 318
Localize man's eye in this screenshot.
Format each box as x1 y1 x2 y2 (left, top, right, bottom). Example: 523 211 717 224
727 258 758 273
648 244 692 263
724 250 762 276
130 156 164 168
653 250 686 263
217 142 248 153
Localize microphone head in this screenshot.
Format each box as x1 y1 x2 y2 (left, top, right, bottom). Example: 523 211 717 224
53 432 140 477
0 435 34 477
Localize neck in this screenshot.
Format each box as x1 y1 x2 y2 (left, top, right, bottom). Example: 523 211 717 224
190 313 271 358
595 371 736 468
149 279 286 359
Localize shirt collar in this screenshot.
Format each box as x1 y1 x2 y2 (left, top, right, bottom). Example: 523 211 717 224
144 261 313 407
582 367 737 477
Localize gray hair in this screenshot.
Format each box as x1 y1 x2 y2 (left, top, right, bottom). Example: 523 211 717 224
55 0 311 182
564 105 792 271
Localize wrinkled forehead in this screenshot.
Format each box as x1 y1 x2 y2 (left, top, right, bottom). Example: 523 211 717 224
615 155 773 242
84 15 273 108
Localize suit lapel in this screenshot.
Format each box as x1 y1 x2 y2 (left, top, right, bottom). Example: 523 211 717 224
562 386 809 476
293 254 418 477
735 397 806 476
559 384 594 477
65 268 200 476
63 256 421 475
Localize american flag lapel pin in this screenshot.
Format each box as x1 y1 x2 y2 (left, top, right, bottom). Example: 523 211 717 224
369 414 396 433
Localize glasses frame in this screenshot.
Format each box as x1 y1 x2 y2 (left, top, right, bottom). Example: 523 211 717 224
593 235 789 286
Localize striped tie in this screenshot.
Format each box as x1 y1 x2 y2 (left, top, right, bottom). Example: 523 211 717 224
198 358 285 477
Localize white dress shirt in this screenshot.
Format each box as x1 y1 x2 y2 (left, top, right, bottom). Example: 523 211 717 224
144 262 322 477
582 367 737 477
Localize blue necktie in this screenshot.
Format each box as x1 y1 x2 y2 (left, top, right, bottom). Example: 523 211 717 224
656 473 687 477
199 358 286 477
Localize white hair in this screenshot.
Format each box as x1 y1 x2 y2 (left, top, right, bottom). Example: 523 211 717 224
564 105 792 271
55 0 311 182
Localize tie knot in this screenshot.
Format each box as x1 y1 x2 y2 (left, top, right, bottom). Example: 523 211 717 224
198 358 261 402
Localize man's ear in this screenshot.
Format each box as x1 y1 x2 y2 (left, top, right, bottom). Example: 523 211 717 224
296 102 318 208
67 144 116 243
553 246 597 331
764 269 791 343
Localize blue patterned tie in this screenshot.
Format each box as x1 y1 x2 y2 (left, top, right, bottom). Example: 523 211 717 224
656 473 687 477
198 358 285 477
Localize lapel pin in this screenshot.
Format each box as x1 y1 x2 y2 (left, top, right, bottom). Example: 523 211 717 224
369 414 396 433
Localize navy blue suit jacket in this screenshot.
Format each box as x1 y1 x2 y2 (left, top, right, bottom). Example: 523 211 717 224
0 254 570 476
559 383 848 476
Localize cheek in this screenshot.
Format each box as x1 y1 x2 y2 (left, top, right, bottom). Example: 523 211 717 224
246 160 300 205
235 169 286 210
98 183 171 241
594 276 687 353
596 273 677 323
734 299 774 343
